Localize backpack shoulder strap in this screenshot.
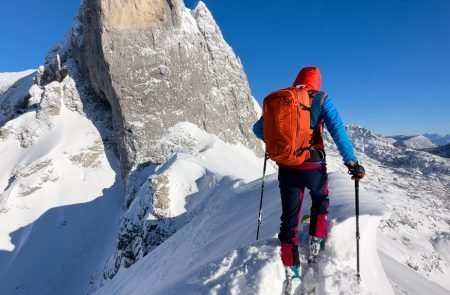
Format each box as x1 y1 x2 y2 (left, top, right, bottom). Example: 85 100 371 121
309 90 327 104
308 90 327 128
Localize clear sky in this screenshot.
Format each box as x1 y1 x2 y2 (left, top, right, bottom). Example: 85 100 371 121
1 0 449 135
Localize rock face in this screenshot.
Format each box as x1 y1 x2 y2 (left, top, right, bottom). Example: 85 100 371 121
72 0 262 173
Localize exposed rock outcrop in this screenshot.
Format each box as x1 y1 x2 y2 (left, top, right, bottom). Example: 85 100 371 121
72 0 262 173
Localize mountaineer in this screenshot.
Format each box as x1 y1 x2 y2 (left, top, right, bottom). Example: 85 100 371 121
253 66 365 280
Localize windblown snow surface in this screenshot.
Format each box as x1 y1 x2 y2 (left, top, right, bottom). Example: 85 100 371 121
1 71 449 295
95 165 389 294
92 123 449 295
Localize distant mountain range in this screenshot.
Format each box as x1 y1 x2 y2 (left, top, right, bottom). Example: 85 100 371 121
387 134 450 154
389 135 437 149
423 133 450 146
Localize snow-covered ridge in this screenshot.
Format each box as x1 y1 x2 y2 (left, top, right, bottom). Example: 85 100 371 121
94 125 449 294
94 153 391 295
99 121 272 282
0 70 35 95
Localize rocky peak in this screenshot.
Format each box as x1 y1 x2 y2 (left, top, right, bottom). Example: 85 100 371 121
72 0 262 174
102 0 178 30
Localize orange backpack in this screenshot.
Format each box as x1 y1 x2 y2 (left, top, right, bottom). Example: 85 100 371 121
262 86 313 166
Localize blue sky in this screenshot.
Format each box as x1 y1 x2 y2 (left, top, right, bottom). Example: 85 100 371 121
1 0 449 135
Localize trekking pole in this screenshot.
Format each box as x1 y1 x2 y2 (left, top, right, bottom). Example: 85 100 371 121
256 153 269 240
355 179 361 283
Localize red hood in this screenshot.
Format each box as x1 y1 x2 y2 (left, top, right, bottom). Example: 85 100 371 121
292 67 321 91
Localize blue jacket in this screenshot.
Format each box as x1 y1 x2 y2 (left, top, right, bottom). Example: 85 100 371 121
253 93 358 164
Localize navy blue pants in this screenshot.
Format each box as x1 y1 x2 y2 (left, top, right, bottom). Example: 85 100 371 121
278 164 329 261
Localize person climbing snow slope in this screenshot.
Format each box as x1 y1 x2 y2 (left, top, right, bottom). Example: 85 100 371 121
253 66 366 280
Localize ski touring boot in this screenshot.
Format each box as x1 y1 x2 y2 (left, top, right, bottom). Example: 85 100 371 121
282 265 301 295
298 236 324 294
307 236 323 264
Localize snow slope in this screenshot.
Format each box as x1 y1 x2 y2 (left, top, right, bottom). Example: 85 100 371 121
0 73 124 294
343 126 450 291
93 123 394 295
378 237 450 295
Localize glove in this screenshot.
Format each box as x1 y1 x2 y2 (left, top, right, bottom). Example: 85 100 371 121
345 161 365 180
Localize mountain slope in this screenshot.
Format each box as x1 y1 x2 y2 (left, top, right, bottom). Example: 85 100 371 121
0 64 124 295
390 135 437 149
422 143 450 158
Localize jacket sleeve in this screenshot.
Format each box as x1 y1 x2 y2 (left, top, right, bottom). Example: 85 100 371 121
321 96 358 164
253 116 264 141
